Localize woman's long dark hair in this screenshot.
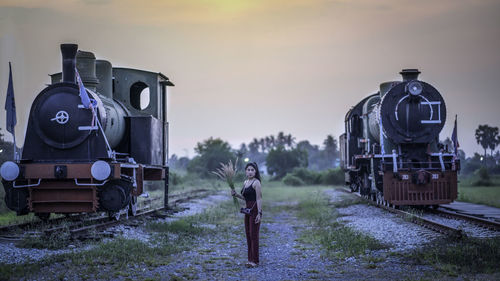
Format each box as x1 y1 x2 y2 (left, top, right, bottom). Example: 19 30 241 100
245 162 261 182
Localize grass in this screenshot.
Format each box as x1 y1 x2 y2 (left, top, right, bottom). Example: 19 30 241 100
408 237 500 276
0 211 37 226
147 219 205 236
269 186 388 259
458 184 500 208
19 229 74 250
168 174 223 194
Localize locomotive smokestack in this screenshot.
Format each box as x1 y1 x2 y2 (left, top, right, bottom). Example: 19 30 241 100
61 44 78 83
400 69 421 81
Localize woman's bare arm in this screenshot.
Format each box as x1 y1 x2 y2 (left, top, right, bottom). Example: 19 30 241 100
254 180 263 223
231 189 245 200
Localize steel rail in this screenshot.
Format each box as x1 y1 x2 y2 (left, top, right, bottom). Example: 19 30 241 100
1 188 215 241
376 202 464 239
0 188 211 233
429 208 500 231
341 188 465 239
60 189 217 238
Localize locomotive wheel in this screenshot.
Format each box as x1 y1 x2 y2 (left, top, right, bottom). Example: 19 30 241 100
2 180 29 215
99 180 132 212
128 196 138 216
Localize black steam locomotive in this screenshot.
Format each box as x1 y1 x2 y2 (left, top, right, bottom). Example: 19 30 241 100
1 44 174 219
340 69 459 206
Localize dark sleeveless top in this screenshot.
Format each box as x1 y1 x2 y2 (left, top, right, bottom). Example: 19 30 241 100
241 180 257 201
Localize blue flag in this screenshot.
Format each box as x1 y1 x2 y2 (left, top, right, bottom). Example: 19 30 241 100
451 115 459 155
5 62 16 135
75 67 91 109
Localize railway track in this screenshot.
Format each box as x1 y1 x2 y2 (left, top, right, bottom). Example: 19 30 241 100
0 188 215 242
341 188 500 239
375 201 464 239
429 208 500 231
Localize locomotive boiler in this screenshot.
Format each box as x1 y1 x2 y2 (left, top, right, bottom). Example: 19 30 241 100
1 44 174 219
340 69 459 206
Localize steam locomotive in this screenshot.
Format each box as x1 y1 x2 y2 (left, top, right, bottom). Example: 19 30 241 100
1 44 174 219
340 69 459 206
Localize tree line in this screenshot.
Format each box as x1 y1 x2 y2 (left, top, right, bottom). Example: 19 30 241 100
169 132 339 179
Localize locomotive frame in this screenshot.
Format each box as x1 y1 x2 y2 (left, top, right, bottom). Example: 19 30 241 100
1 44 174 219
340 69 459 206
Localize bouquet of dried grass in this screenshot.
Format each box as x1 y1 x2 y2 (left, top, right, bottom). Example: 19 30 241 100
212 159 240 209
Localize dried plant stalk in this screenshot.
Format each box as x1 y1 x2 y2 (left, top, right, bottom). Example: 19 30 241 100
212 159 239 208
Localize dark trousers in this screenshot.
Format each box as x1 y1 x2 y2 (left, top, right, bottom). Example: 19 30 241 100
244 200 260 264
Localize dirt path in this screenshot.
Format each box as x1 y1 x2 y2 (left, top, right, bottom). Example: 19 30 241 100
140 199 436 280
147 210 338 280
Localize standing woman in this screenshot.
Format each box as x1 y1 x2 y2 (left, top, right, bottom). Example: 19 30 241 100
231 162 263 267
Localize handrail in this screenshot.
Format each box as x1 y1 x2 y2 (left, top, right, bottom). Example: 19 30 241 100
13 179 41 188
74 179 108 186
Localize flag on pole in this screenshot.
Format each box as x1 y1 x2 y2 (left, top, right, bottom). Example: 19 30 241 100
451 115 459 155
75 67 91 109
5 62 16 135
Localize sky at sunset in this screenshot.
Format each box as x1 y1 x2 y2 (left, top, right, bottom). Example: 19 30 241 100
0 0 499 158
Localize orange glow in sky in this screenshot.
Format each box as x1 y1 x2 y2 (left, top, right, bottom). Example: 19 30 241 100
0 0 499 157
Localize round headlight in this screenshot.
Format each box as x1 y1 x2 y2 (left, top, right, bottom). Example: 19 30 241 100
1 161 20 181
91 160 111 181
407 81 423 96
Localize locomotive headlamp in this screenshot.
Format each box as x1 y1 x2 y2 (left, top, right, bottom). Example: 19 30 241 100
0 161 20 181
91 160 111 181
407 81 423 96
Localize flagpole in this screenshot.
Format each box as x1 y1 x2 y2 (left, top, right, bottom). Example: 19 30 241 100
5 62 18 161
12 131 17 161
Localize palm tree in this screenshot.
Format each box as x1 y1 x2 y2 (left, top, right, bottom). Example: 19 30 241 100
285 134 295 149
265 136 271 152
259 138 265 153
277 131 286 148
269 135 276 149
475 124 499 157
249 138 260 154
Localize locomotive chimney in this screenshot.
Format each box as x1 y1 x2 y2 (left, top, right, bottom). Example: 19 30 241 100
400 69 421 81
76 50 99 92
61 44 78 83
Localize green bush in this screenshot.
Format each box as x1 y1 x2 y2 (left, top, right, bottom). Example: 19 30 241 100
169 171 183 186
320 168 345 185
290 167 322 185
281 168 345 186
472 167 492 186
283 174 305 186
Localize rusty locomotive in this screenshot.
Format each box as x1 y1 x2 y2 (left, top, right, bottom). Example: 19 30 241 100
1 44 174 219
340 69 459 206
